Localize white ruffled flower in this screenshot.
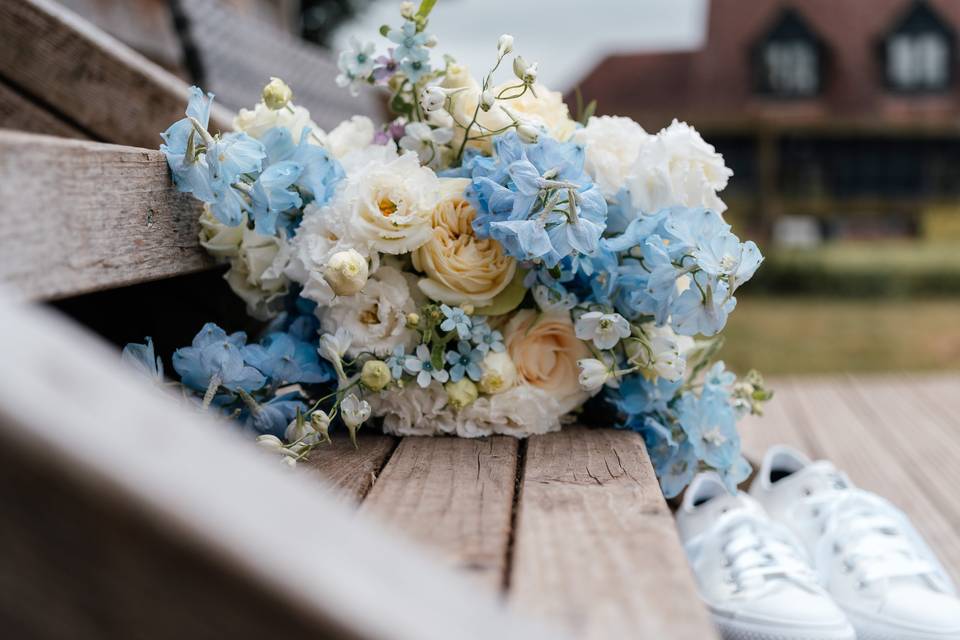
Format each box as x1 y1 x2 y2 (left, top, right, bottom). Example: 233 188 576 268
340 393 371 428
319 266 417 358
369 382 456 436
455 383 563 437
325 249 369 296
338 152 441 254
572 116 652 198
575 311 631 350
577 358 613 391
326 115 376 160
284 202 375 306
233 102 323 144
223 226 289 321
624 119 732 215
198 207 244 259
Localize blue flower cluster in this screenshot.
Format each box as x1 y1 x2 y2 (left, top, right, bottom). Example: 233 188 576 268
464 132 608 269
160 87 343 236
613 362 751 498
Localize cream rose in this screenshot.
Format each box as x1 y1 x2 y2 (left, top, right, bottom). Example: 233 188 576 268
411 178 516 306
504 310 592 414
224 226 288 320
343 152 441 254
233 102 323 144
198 207 244 259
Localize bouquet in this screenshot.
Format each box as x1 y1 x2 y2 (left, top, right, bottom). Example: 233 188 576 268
125 0 771 497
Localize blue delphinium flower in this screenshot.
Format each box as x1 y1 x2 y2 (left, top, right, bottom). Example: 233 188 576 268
677 388 740 471
670 272 737 337
404 344 450 388
122 337 164 383
612 375 682 417
249 160 303 235
445 341 484 382
243 392 307 438
386 344 408 379
173 323 266 393
440 304 472 339
242 332 331 385
719 455 752 493
260 127 344 206
470 320 505 354
658 439 699 499
704 361 736 391
465 132 607 268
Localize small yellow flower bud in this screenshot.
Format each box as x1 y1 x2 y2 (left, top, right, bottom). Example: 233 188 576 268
262 77 293 110
460 304 475 315
445 378 479 410
361 360 392 391
406 312 421 328
399 1 415 19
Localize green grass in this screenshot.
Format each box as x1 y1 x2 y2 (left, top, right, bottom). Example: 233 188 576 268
719 296 960 375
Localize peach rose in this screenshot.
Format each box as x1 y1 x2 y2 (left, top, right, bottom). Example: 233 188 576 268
504 310 592 414
412 178 516 306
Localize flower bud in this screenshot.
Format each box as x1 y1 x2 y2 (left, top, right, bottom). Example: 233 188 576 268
497 34 514 57
521 62 538 84
516 121 540 144
577 358 612 391
406 312 421 328
445 378 479 410
424 34 438 48
325 249 369 296
262 77 293 110
311 410 331 441
480 89 496 112
256 434 284 452
460 303 475 315
513 56 528 80
361 359 392 391
419 85 447 112
478 352 517 394
399 1 415 18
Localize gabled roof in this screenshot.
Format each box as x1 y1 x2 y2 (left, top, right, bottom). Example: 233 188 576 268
575 0 960 131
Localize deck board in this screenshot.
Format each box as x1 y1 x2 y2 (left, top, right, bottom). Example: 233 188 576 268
301 433 397 505
509 427 718 640
359 436 520 591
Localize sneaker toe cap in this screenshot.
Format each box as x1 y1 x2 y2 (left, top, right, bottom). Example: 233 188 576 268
874 588 960 636
732 587 851 630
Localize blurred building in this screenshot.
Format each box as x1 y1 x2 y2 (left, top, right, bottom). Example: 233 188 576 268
577 0 960 239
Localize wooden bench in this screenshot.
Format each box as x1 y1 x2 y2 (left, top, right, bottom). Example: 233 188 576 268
0 1 719 638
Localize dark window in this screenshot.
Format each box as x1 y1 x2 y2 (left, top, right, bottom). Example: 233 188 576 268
753 8 824 97
883 1 955 93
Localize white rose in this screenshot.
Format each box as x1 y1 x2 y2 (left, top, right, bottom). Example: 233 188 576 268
412 178 516 306
572 116 652 198
341 152 441 255
198 207 244 259
477 351 517 394
224 226 288 320
319 266 417 358
325 249 369 296
624 119 732 214
233 102 323 144
326 115 376 160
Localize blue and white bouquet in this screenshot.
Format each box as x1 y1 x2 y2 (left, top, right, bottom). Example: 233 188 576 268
127 0 771 497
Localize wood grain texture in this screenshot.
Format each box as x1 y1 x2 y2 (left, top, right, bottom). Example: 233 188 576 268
509 427 718 640
361 436 519 591
0 131 214 300
0 79 89 139
0 0 232 148
302 433 397 504
0 293 559 640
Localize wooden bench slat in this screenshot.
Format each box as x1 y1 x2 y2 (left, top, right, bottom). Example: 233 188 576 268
302 433 397 504
783 377 960 583
0 78 90 139
0 131 214 300
509 427 718 640
0 292 559 640
360 436 519 591
0 0 232 148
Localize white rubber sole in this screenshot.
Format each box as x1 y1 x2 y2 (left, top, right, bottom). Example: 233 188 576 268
712 615 857 640
847 613 960 640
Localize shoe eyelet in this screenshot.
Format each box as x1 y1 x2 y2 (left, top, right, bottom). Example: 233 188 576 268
811 507 821 517
802 487 813 497
832 543 843 555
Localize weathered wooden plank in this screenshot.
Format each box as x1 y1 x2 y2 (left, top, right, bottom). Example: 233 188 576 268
0 79 90 139
0 292 560 640
0 0 232 148
302 433 397 504
509 427 718 640
361 436 519 591
0 131 214 300
786 377 960 582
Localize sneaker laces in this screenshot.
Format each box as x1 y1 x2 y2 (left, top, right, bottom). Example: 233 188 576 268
794 471 941 589
714 510 819 596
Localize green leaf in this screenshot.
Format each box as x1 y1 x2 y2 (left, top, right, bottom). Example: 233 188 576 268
581 99 597 125
476 269 529 316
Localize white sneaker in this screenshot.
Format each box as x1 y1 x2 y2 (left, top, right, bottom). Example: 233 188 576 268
751 446 960 640
677 472 855 640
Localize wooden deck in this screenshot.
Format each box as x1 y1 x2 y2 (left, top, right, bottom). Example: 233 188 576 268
306 373 960 639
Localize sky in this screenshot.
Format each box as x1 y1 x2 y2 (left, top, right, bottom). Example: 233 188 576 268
334 0 708 91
